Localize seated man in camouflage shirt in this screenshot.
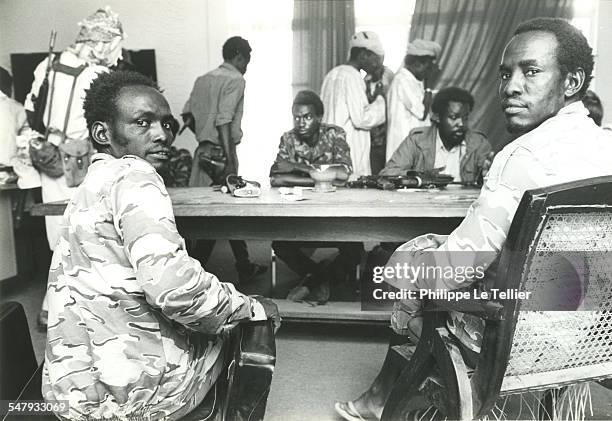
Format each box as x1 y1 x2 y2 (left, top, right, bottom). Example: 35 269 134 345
270 90 362 304
42 70 278 420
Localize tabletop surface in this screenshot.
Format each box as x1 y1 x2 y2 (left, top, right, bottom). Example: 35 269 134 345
31 185 481 217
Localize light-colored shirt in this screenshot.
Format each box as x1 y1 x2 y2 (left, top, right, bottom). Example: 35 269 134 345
0 91 26 166
183 63 245 146
321 64 385 178
387 102 612 349
386 67 429 160
433 131 465 182
43 153 265 420
25 50 108 249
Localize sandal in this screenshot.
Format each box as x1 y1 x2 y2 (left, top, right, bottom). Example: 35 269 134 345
334 401 379 421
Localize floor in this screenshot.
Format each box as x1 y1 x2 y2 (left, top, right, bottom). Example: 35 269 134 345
2 240 612 420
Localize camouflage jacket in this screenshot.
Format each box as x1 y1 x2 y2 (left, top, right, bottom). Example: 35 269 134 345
158 147 193 187
270 123 352 174
43 153 265 420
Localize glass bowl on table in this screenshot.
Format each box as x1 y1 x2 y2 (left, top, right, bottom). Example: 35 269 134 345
308 164 339 193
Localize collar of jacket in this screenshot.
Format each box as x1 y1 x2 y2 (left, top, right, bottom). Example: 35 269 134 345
413 125 480 155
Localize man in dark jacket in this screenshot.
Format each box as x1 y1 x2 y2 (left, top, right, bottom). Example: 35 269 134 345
380 87 492 185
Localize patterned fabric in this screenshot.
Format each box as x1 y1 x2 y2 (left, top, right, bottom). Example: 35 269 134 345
321 65 385 178
158 147 193 187
42 153 265 420
271 123 352 174
386 102 612 352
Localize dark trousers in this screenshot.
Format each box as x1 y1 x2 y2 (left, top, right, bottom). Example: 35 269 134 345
272 241 363 288
370 143 387 175
188 144 252 272
189 240 252 272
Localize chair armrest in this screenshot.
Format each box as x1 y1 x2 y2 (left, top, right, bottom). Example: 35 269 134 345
425 299 504 321
237 320 276 369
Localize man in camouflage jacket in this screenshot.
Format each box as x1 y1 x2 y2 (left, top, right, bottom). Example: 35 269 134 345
42 70 278 420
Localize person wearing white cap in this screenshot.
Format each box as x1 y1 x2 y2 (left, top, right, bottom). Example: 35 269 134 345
24 6 125 329
320 31 386 178
386 39 442 160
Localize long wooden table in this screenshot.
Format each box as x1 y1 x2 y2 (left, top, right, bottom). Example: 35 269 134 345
31 185 479 241
31 186 480 323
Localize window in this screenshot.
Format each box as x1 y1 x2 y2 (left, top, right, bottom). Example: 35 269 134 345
227 0 294 183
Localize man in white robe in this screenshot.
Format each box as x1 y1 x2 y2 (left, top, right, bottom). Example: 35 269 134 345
321 31 386 178
386 39 441 160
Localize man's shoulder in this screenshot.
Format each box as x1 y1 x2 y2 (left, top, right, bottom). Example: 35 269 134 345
325 65 357 80
320 123 346 137
91 154 159 183
408 126 433 141
465 130 490 146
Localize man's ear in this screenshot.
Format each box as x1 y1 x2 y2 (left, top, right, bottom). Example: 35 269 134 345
91 121 111 149
564 68 585 98
430 112 440 124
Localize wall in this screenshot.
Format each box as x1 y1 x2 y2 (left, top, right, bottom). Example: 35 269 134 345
0 0 293 182
0 0 234 152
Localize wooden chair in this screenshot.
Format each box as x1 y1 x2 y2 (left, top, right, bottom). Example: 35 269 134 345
381 176 612 420
0 301 276 421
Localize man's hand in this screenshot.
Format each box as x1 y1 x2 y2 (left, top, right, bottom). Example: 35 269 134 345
252 296 281 333
372 81 384 99
481 151 495 179
422 89 433 120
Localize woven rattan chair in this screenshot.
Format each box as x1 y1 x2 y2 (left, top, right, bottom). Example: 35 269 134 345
381 176 612 420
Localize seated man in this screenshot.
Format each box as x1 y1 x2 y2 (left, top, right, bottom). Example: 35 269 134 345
380 87 493 185
335 18 612 421
42 70 279 420
270 90 362 304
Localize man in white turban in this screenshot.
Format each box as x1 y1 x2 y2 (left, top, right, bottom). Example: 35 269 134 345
320 31 387 178
24 6 125 329
386 39 442 160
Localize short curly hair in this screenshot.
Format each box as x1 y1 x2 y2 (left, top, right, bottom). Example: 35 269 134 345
83 70 159 137
222 36 251 61
514 18 593 99
293 90 324 117
431 87 474 116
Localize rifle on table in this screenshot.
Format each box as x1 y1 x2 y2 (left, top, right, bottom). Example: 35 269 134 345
27 30 56 134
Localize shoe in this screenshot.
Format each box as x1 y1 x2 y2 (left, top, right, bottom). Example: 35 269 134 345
286 285 310 302
37 310 48 332
309 280 330 304
237 263 267 284
334 401 379 421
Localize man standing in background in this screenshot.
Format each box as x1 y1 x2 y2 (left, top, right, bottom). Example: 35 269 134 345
365 64 395 175
183 36 266 283
320 31 386 178
386 39 441 160
25 7 125 329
